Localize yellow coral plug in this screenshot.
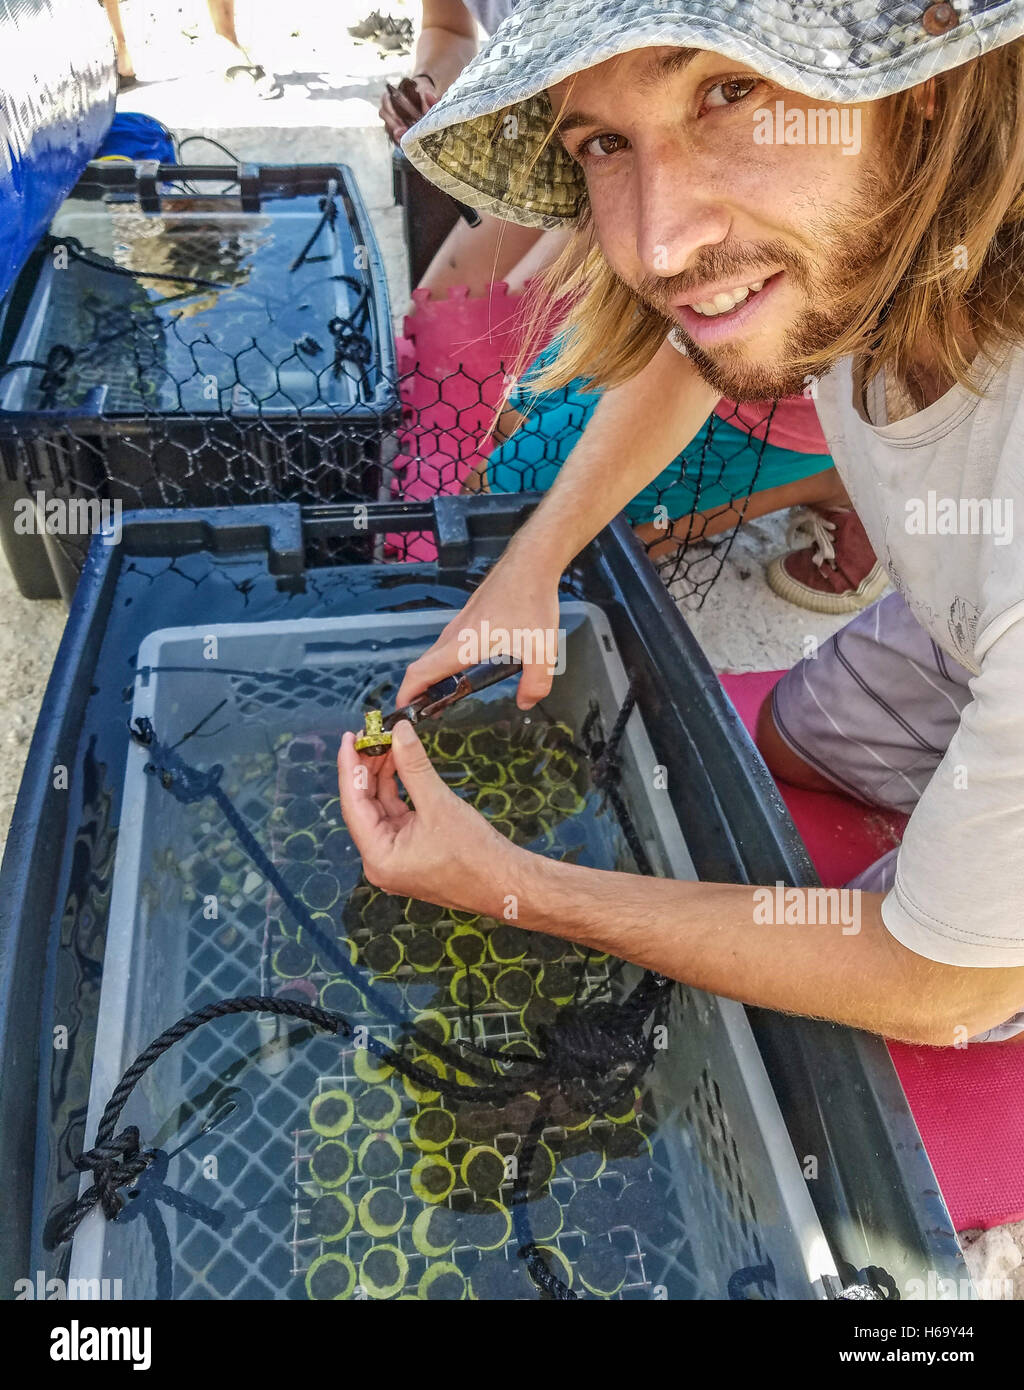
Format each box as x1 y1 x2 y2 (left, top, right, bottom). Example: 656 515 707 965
354 709 393 757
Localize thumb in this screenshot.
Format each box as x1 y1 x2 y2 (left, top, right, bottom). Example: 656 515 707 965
390 720 444 800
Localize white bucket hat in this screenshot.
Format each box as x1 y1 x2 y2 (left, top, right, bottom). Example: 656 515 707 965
401 0 1024 228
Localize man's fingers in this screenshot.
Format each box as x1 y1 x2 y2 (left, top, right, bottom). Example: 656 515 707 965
394 647 462 707
515 664 554 709
376 762 410 820
389 720 444 801
337 733 388 844
378 93 404 143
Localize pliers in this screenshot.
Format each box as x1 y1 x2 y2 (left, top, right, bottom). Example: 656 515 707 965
354 659 525 756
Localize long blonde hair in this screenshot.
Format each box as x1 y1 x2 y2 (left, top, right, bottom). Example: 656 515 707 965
499 41 1024 413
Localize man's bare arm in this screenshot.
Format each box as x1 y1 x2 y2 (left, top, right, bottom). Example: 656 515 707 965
396 337 718 705
340 727 1024 1046
503 855 1024 1046
501 338 719 577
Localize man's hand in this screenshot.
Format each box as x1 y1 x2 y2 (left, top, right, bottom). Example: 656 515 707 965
338 719 523 912
395 552 562 711
397 341 718 711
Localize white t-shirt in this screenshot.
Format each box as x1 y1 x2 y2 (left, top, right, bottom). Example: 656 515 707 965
814 348 1024 968
462 0 518 36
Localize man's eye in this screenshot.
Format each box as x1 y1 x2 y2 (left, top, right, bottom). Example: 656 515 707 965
704 78 759 109
577 132 628 160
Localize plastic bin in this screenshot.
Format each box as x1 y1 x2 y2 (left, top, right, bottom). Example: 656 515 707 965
0 162 400 600
69 605 833 1299
0 494 969 1300
391 148 461 290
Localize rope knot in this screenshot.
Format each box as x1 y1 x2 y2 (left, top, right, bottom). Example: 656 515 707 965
75 1126 155 1222
144 759 223 803
536 1000 651 1083
327 317 373 367
590 744 621 791
131 717 223 803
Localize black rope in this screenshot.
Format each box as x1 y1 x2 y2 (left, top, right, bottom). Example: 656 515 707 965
51 995 347 1246
289 192 339 273
0 344 76 399
328 314 373 371
287 189 374 375
588 679 657 878
728 1259 777 1300
175 134 242 164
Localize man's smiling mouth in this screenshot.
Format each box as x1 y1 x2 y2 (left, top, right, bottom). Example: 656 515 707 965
674 271 784 318
669 271 788 346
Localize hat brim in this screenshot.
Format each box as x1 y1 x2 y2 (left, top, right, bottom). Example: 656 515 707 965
402 2 1024 228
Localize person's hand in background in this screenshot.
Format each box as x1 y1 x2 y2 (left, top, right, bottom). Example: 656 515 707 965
380 0 479 143
379 75 438 145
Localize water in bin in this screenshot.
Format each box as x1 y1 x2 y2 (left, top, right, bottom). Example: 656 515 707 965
66 610 832 1300
17 195 371 416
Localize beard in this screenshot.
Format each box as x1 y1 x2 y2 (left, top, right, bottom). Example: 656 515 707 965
616 175 894 402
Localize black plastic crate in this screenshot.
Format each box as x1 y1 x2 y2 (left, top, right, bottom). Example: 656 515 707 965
0 162 400 599
391 147 462 289
0 494 968 1299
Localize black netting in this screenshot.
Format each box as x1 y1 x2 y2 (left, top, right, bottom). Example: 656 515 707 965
0 164 788 603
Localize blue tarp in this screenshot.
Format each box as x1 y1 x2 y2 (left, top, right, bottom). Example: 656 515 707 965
0 0 115 300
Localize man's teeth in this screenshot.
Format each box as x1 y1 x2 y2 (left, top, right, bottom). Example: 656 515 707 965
692 280 765 317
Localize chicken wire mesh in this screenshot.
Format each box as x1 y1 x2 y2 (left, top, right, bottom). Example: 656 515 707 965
0 162 794 606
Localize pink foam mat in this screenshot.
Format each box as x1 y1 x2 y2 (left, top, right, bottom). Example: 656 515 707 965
386 284 526 562
720 669 1024 1231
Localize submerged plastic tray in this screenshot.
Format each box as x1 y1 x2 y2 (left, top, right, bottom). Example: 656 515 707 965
71 605 835 1299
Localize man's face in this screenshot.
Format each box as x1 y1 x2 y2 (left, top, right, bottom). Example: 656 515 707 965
548 47 894 400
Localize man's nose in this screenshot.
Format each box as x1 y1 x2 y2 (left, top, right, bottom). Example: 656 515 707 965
635 147 730 279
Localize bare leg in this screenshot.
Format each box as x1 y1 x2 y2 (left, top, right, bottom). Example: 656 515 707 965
500 227 572 295
416 215 545 301
207 0 241 47
634 467 852 562
458 403 525 493
461 461 489 493
102 0 134 77
755 692 842 793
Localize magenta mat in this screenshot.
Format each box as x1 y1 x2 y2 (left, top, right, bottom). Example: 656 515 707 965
387 284 524 561
720 669 1024 1231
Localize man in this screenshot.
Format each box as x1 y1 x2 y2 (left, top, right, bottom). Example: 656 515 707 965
338 0 1024 1046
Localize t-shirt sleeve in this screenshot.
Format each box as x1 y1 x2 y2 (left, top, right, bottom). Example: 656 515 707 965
881 617 1024 967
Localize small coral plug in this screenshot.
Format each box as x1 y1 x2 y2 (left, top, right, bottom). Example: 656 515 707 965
354 709 393 757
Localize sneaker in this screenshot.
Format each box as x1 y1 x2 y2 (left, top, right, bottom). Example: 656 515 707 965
766 506 889 613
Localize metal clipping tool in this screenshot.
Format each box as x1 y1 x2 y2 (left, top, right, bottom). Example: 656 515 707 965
354 658 526 756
